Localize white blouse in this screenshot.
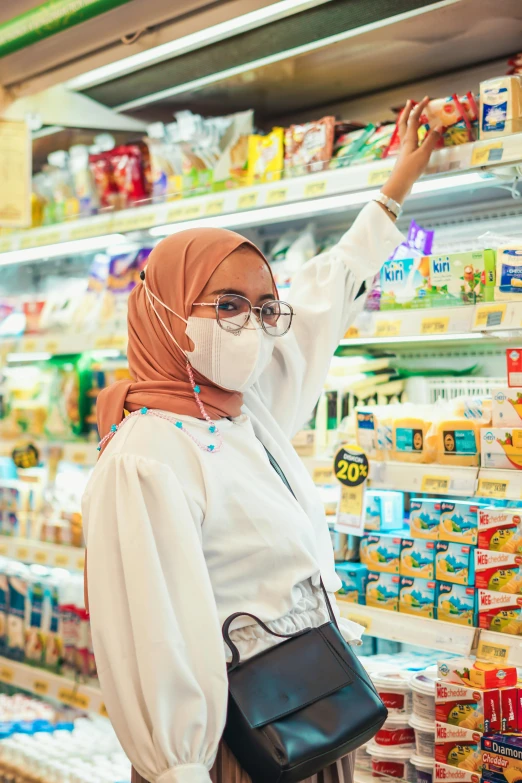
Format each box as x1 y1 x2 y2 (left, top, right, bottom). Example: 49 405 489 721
82 201 404 783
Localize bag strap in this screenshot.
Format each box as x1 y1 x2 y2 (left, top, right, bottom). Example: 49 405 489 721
222 612 311 670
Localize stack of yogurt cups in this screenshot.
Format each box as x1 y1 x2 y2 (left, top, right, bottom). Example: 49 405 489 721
408 668 438 783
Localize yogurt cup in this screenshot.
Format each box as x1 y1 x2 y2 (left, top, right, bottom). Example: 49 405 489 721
408 713 435 758
371 670 413 715
355 742 372 771
411 754 434 783
410 668 437 721
367 740 415 782
375 713 415 748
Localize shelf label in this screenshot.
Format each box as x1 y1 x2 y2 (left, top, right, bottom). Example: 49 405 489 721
477 477 509 499
477 639 510 663
15 546 28 561
20 231 61 249
471 142 504 166
375 319 401 338
166 206 183 222
99 702 109 718
69 222 110 240
474 304 506 329
312 466 335 485
22 339 37 352
44 340 59 354
338 603 372 633
34 550 48 565
304 180 327 198
421 317 450 335
421 475 451 494
71 450 87 464
367 167 393 187
0 238 12 252
76 555 86 570
54 552 70 567
181 203 203 220
205 198 225 216
57 687 90 710
0 543 7 557
238 192 259 210
266 187 287 205
32 677 49 696
0 665 14 683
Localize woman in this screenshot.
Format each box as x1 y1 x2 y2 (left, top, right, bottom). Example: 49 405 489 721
83 99 441 783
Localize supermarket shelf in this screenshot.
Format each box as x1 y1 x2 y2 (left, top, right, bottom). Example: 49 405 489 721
369 461 478 497
0 537 84 571
0 657 103 714
0 332 127 359
0 132 520 260
338 600 477 655
0 438 99 465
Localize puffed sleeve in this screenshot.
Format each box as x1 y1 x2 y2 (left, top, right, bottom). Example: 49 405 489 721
252 201 404 437
82 453 228 783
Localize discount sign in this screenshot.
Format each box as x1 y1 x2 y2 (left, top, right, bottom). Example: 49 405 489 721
333 445 369 534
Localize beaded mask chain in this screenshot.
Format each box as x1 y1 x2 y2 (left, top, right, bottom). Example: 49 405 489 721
97 362 223 454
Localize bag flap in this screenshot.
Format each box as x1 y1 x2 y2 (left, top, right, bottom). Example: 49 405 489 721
228 625 353 729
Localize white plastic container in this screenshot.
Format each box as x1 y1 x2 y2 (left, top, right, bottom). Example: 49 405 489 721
371 669 413 715
410 668 437 721
367 741 415 783
355 742 372 771
375 713 415 748
409 713 435 758
411 754 434 783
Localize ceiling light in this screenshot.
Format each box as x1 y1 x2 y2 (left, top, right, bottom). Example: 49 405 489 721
0 234 127 267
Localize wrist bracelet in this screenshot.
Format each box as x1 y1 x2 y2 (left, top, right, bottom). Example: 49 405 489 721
374 191 403 219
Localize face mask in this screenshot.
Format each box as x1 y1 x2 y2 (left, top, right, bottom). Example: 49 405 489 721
185 316 274 392
142 279 274 392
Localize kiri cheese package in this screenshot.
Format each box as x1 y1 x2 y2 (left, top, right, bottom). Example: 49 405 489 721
475 549 522 593
492 388 522 426
439 501 482 545
436 542 475 585
477 588 522 635
478 507 522 552
410 498 441 540
379 255 430 310
401 537 436 579
481 428 522 470
435 681 501 734
436 582 476 626
428 250 496 306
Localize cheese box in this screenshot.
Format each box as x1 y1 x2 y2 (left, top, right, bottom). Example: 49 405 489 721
500 687 522 732
436 542 475 585
480 75 522 138
379 256 430 310
365 489 405 531
507 349 522 388
492 388 522 427
477 588 522 635
435 681 501 734
436 582 476 626
435 419 480 467
335 562 367 604
360 533 402 574
478 507 522 552
475 550 522 593
482 733 522 783
439 501 482 546
480 428 522 470
410 498 441 540
435 722 482 773
434 762 481 783
392 415 435 463
437 658 517 689
365 571 400 610
399 575 436 617
400 538 436 578
427 249 496 306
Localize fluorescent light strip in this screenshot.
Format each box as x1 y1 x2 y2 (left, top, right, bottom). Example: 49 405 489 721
150 172 487 237
111 0 462 111
67 0 333 91
340 333 486 346
6 352 52 363
0 234 128 266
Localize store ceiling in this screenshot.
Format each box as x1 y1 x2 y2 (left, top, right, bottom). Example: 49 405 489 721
77 0 522 125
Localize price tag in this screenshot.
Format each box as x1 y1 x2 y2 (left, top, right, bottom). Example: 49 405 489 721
54 552 69 567
110 335 127 351
132 212 158 230
21 231 61 249
167 206 184 222
205 199 225 216
71 451 87 464
367 168 393 187
0 543 8 557
474 304 506 329
312 466 335 485
477 478 509 499
0 238 13 252
339 484 364 519
181 203 203 220
34 550 48 565
70 223 109 240
471 142 504 166
304 180 326 198
338 603 372 633
477 639 510 663
76 554 86 570
421 317 450 335
99 702 109 718
94 336 113 350
22 339 37 352
238 192 258 210
266 187 287 205
0 666 14 683
57 687 90 710
375 319 401 338
334 445 369 534
32 677 49 696
421 475 451 494
44 340 59 354
15 546 29 561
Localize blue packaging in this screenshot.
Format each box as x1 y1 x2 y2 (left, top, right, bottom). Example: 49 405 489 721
365 490 404 531
435 541 475 585
335 563 368 604
380 257 430 310
436 581 476 626
410 498 441 540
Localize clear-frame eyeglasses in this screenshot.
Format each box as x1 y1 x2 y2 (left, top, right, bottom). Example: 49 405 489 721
192 294 294 336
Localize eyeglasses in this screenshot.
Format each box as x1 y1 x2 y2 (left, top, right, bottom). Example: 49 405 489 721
192 294 294 336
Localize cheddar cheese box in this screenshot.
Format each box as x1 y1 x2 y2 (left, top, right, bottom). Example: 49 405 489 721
435 722 483 773
436 542 475 585
478 508 522 553
439 501 482 546
477 589 522 635
436 582 476 626
434 761 481 783
365 571 400 610
482 734 522 783
435 681 501 734
437 658 517 689
360 533 402 573
410 498 441 540
475 550 522 593
399 575 436 617
401 537 436 578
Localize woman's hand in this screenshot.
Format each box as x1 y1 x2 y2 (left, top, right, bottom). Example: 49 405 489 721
381 96 443 207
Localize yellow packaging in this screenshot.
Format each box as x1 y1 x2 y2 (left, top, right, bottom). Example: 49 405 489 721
246 128 284 185
435 419 480 467
392 416 434 463
480 76 522 138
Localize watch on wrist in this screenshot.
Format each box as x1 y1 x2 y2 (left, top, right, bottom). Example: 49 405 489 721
374 191 403 219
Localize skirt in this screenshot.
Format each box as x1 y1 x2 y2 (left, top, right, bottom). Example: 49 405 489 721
131 743 354 782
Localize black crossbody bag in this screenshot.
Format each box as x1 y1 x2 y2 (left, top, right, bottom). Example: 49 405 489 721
221 447 387 783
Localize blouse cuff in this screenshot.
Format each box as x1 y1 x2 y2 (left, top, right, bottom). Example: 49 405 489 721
339 200 405 279
156 764 212 783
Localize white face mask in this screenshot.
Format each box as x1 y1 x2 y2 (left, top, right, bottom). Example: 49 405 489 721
142 280 274 392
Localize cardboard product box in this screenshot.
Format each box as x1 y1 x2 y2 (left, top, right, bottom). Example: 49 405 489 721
427 249 495 307
401 537 436 579
507 348 522 388
365 489 405 531
434 761 481 783
410 498 441 540
435 681 501 734
379 256 431 310
480 428 522 470
437 658 517 689
477 589 522 635
492 388 522 427
436 542 475 585
475 549 522 593
365 571 400 610
436 582 476 626
335 562 367 605
435 722 482 773
478 507 522 552
439 501 482 546
482 733 522 783
399 575 436 617
360 533 403 574
500 686 522 732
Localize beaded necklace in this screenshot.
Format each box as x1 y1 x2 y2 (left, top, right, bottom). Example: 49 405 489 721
97 361 223 454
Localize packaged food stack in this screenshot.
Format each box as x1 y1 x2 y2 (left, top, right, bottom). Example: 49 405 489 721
481 350 522 471
408 669 437 783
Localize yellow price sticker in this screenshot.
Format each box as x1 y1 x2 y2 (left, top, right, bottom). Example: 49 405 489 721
477 478 509 499
69 223 109 240
338 603 372 633
132 212 158 230
22 339 37 353
367 168 393 187
45 340 59 354
238 192 259 210
266 187 288 205
32 677 49 696
57 687 90 710
181 203 203 220
0 666 14 683
0 239 12 252
205 199 225 216
312 466 335 485
34 550 48 565
54 552 69 567
344 326 360 339
0 543 8 557
304 180 327 198
477 639 510 663
471 142 504 167
375 319 401 338
339 484 364 518
94 336 113 350
20 231 61 249
71 451 87 464
15 547 29 561
421 317 450 335
99 702 109 718
166 207 184 222
512 430 522 449
421 475 451 494
474 304 506 329
76 555 86 570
